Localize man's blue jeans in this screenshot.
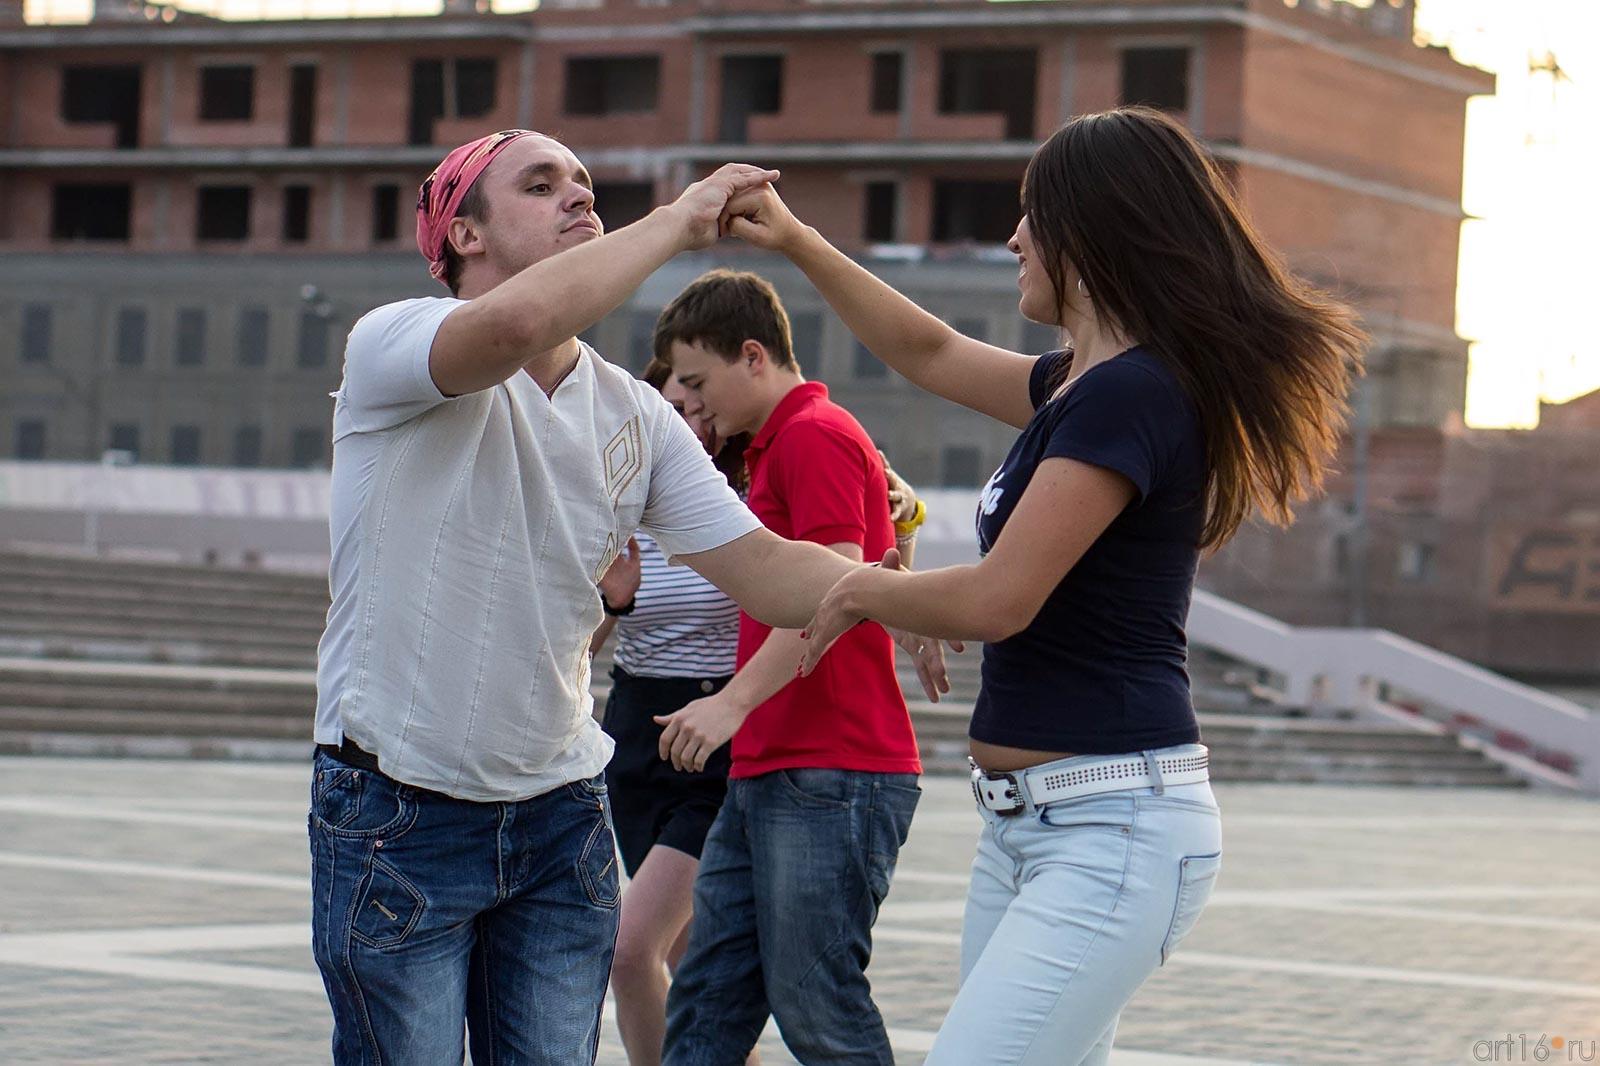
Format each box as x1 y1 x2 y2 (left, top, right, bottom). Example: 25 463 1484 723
662 768 921 1066
307 749 621 1065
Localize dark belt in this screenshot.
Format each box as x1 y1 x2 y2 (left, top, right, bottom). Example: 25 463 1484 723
316 736 383 774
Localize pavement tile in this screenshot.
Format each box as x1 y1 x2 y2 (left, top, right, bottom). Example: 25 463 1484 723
1 758 1597 1066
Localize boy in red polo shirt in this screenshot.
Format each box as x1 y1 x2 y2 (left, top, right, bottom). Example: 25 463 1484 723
651 269 922 1066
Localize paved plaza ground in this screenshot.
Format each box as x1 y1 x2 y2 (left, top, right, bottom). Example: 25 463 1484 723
0 756 1596 1065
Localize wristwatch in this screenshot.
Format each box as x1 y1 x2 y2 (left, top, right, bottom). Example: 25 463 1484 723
602 593 636 617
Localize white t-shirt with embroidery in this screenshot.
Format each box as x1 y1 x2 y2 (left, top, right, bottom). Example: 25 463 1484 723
314 296 761 802
612 532 740 678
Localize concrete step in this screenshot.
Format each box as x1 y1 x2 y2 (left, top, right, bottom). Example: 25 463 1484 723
2 597 327 638
902 706 1520 786
0 615 321 654
0 730 310 760
0 551 327 599
0 684 311 716
1192 690 1294 714
0 659 316 716
1205 762 1523 787
0 621 1532 789
0 706 311 739
0 726 1526 788
1206 748 1499 772
0 634 315 670
920 748 1521 787
1198 726 1468 754
0 575 329 620
0 659 315 691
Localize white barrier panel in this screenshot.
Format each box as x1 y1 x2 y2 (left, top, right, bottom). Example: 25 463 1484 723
0 461 331 518
1190 590 1600 794
0 461 332 568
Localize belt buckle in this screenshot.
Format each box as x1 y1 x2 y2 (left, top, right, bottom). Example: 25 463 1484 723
972 769 1025 817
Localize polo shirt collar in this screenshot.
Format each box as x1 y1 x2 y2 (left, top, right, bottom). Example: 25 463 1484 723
747 381 828 462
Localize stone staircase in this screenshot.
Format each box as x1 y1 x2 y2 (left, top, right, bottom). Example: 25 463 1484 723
0 550 1526 787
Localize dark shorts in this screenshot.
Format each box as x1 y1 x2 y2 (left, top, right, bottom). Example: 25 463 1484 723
601 666 734 877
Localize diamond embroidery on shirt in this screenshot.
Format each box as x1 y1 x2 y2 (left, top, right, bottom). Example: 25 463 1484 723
603 416 644 505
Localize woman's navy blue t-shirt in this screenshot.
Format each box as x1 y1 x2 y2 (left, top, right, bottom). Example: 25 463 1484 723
970 347 1204 754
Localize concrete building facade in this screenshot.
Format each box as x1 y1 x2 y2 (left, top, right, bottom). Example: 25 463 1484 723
0 0 1491 486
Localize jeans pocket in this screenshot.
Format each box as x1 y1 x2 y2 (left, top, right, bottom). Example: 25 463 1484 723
312 767 364 830
311 769 412 839
351 858 425 949
1036 792 1136 830
775 768 851 810
866 779 921 902
576 818 621 909
1161 851 1221 964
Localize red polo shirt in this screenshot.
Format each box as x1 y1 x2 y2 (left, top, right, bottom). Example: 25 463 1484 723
730 381 922 779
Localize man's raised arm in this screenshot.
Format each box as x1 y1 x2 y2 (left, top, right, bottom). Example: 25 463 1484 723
677 527 858 630
430 163 779 397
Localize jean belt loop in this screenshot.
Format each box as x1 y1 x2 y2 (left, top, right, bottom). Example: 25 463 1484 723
1142 749 1165 795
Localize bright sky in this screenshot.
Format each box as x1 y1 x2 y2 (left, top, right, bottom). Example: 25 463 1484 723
1413 0 1599 427
20 0 1596 426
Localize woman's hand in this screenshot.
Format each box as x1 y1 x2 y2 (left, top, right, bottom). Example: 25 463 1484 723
801 547 964 679
798 567 870 677
598 537 641 611
721 182 808 255
666 163 782 251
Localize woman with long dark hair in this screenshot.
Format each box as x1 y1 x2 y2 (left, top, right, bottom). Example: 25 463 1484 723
722 106 1363 1063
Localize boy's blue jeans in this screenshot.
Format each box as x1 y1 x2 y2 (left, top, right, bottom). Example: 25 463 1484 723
663 767 921 1066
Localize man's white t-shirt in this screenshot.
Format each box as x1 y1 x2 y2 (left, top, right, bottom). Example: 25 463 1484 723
314 297 761 802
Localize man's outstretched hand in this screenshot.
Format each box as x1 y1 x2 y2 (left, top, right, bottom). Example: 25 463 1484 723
668 164 782 251
890 625 959 703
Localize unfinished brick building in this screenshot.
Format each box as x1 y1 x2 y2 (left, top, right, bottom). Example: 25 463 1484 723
0 0 1490 485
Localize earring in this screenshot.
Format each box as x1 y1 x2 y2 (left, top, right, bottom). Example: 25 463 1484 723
1076 278 1091 300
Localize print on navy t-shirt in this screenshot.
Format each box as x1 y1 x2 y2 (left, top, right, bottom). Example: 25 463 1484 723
971 347 1206 755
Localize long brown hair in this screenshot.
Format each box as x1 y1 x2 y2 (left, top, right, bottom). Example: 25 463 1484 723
642 357 749 493
1022 106 1365 549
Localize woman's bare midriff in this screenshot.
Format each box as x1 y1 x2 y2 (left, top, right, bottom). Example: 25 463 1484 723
969 739 1079 774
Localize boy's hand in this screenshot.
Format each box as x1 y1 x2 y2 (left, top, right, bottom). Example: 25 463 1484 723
598 537 641 610
655 694 748 773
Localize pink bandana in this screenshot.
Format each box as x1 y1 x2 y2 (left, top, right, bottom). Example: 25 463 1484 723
416 129 540 284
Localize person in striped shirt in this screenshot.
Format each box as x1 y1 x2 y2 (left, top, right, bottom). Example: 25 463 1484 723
589 357 754 1066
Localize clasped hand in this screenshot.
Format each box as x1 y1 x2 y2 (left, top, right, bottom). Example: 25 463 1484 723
800 548 963 697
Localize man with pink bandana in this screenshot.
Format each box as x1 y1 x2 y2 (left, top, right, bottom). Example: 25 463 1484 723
306 130 887 1065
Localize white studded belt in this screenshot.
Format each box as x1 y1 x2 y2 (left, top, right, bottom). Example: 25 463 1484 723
971 747 1210 816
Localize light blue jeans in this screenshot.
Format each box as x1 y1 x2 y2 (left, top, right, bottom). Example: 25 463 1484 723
925 744 1222 1066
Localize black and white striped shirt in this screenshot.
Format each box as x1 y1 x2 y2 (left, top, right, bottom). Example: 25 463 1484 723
614 533 740 678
